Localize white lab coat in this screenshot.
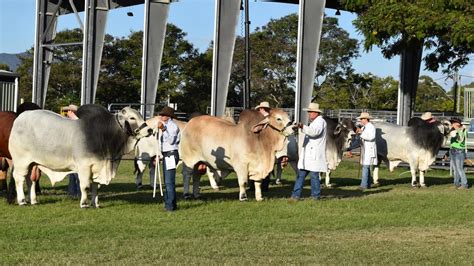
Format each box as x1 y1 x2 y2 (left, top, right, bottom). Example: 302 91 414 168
297 116 328 172
360 122 378 165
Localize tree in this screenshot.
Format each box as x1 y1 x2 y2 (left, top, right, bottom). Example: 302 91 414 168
16 24 198 112
0 63 10 71
230 14 360 108
346 1 474 75
416 75 454 112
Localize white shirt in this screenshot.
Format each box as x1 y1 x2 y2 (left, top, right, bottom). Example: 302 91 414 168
359 122 378 165
160 119 180 152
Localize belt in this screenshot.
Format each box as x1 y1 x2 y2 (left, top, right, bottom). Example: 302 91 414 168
162 150 178 157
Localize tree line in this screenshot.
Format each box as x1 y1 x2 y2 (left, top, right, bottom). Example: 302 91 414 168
6 8 473 115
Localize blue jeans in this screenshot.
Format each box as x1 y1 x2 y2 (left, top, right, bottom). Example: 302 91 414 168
163 151 179 211
291 169 320 199
361 165 371 189
68 173 81 197
450 149 469 188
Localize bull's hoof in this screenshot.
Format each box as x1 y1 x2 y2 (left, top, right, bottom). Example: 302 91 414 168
80 204 90 208
255 197 264 202
92 204 100 209
325 183 333 188
30 201 38 205
239 194 248 201
18 200 27 206
420 184 427 188
212 187 220 192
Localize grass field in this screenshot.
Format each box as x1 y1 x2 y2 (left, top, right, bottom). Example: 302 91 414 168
0 159 473 264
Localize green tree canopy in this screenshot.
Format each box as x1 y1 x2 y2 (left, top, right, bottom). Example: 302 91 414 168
230 14 360 108
346 0 474 75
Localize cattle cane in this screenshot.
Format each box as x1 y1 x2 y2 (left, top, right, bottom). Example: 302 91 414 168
153 130 164 198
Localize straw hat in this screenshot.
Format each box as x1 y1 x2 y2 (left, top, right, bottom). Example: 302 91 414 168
357 112 372 120
63 104 78 112
159 106 175 118
421 112 433 121
302 102 322 113
255 101 270 110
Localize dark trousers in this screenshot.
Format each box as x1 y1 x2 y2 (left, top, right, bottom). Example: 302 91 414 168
163 151 179 211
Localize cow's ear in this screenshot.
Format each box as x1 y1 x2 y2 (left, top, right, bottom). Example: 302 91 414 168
334 124 342 135
252 118 269 133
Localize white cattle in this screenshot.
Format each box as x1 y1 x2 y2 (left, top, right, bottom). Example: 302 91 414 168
373 118 451 187
9 105 152 207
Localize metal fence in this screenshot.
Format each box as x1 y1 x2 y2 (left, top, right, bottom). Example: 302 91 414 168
464 87 474 120
107 103 187 120
0 79 19 112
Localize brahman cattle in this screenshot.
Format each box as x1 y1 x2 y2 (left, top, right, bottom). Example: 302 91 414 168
285 117 355 187
373 118 451 187
179 109 294 201
9 105 152 207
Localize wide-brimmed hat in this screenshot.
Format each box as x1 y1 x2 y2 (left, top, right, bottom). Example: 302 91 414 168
421 112 433 120
159 106 175 118
450 117 462 125
357 112 372 120
255 101 270 110
63 104 78 112
302 102 322 113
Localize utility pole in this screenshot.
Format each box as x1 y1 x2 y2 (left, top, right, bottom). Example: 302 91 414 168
243 0 251 109
453 71 460 114
456 71 461 113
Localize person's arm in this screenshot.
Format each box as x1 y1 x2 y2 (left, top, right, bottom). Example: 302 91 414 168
360 124 375 141
161 121 179 146
302 118 324 137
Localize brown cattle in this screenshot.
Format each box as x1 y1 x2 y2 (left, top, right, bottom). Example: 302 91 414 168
179 109 294 201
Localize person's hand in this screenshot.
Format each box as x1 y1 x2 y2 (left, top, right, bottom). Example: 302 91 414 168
157 121 165 130
280 156 289 167
356 127 362 134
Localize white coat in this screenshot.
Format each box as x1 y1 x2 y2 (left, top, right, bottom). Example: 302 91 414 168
360 122 378 165
297 115 327 172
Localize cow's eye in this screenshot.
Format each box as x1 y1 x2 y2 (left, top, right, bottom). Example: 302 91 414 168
130 117 136 120
277 118 282 121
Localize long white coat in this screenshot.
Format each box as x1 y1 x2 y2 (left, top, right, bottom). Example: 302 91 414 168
297 115 328 172
360 122 378 165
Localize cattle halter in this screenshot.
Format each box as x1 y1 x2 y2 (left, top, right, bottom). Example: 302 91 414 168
267 121 292 135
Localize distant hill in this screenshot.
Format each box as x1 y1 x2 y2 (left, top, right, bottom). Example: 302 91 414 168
0 53 26 71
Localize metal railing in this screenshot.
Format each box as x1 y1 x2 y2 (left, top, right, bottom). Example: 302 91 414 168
107 103 187 120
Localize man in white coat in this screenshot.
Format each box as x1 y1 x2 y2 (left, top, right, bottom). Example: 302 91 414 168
290 103 327 200
356 112 377 189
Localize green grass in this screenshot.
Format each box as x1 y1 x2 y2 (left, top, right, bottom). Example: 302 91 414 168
0 160 473 264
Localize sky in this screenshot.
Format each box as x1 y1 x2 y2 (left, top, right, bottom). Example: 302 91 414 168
1 0 473 91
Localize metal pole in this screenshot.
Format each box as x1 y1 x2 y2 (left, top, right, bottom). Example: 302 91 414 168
453 71 459 114
243 0 250 109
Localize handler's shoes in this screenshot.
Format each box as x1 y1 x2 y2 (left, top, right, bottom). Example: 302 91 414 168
275 179 282 185
183 193 192 200
457 186 468 190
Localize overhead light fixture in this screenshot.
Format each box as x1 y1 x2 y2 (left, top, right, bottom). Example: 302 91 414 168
127 11 134 17
335 9 341 16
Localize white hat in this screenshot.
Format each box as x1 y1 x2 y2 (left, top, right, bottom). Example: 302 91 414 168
63 104 78 112
302 102 322 113
421 112 432 120
255 101 270 110
357 112 372 120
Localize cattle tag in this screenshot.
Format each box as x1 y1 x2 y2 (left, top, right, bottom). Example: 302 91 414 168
165 155 176 170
